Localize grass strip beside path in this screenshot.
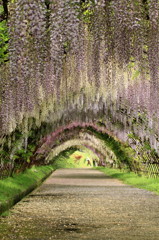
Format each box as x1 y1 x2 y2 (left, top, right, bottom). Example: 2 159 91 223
96 167 159 195
0 165 54 215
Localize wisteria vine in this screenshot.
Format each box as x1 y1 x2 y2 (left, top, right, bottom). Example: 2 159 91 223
0 0 159 175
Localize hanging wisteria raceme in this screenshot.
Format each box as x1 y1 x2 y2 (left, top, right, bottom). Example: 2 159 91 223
49 0 81 97
0 0 159 174
148 0 159 115
1 0 48 134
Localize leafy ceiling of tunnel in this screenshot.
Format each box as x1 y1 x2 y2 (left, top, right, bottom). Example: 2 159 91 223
0 0 159 176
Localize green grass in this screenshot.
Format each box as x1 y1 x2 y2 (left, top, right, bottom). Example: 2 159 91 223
96 167 159 195
1 210 10 217
0 165 54 214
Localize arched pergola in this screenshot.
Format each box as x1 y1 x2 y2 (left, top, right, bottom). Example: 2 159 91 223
0 0 159 177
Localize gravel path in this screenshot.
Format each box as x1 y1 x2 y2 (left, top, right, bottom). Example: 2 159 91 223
1 168 159 240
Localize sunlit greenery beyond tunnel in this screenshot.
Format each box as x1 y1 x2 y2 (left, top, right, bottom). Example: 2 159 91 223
0 0 159 179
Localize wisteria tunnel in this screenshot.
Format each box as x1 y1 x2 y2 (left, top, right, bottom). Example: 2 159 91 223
0 0 159 178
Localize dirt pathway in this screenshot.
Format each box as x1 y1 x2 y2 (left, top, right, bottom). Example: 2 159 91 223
0 168 159 240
